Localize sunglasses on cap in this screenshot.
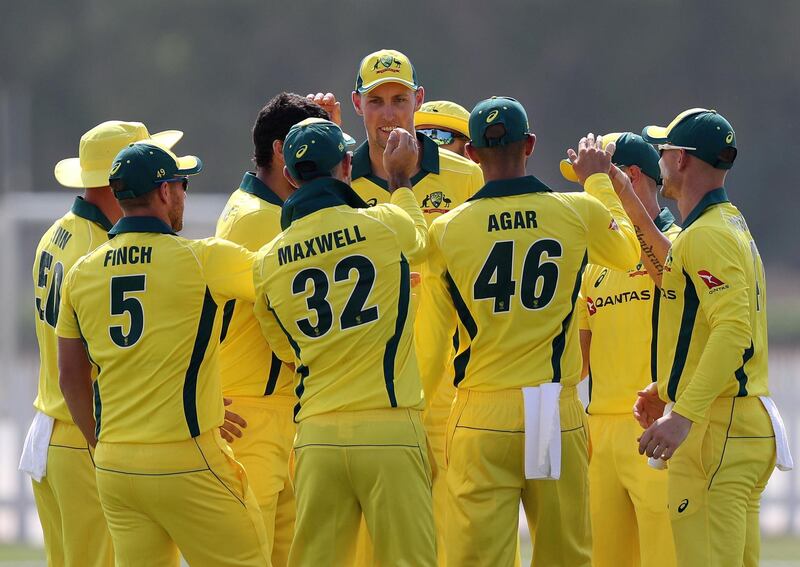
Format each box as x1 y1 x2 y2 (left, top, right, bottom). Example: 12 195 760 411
418 128 468 146
656 143 696 156
156 176 189 191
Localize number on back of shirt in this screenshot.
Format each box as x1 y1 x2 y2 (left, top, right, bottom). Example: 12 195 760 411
109 275 146 348
35 250 64 327
292 254 379 338
474 239 562 313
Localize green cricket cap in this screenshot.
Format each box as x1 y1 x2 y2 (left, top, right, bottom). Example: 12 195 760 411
642 108 737 169
109 142 202 200
560 132 662 184
284 118 348 181
469 97 530 148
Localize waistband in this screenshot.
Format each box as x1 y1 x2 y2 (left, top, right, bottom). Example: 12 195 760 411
224 394 295 411
50 419 89 449
295 407 425 447
455 385 578 403
94 429 230 474
706 396 772 436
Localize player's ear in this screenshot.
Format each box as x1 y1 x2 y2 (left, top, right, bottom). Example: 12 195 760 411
341 152 352 183
465 142 480 164
414 86 425 111
628 165 642 184
525 133 536 157
352 92 364 116
273 139 285 166
156 182 171 205
283 165 300 189
677 150 690 171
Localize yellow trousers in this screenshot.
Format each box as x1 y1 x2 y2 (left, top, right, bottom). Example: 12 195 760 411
588 413 676 567
668 396 775 567
31 420 113 567
446 385 591 567
94 429 269 567
290 408 436 567
226 395 295 567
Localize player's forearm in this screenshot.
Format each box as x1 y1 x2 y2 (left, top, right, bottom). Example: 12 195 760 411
390 189 428 264
58 340 98 446
613 183 670 287
584 173 640 270
672 321 752 423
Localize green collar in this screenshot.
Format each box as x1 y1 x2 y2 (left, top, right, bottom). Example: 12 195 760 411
71 197 113 231
280 177 369 230
682 187 729 228
350 132 440 190
468 175 552 201
654 207 677 232
239 172 283 206
108 216 176 236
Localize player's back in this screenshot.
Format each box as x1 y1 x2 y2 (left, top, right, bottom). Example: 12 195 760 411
57 216 254 443
254 179 424 421
33 198 113 422
426 175 640 392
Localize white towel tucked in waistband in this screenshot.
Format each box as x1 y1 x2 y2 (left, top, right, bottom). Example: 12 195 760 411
18 411 54 482
759 396 793 472
522 383 562 480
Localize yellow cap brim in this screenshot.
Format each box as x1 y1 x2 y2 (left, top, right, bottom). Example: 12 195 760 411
54 129 185 189
559 159 579 183
357 77 418 94
415 111 470 138
642 125 669 144
175 154 202 174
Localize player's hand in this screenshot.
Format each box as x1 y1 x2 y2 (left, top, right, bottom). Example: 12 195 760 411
307 92 342 126
633 382 665 429
383 128 418 192
220 398 247 443
566 133 616 186
637 411 692 460
410 272 422 288
608 164 635 198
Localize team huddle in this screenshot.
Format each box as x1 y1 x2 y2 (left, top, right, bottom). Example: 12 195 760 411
20 48 793 567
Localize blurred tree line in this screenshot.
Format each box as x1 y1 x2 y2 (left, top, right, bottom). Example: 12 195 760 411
1 0 798 275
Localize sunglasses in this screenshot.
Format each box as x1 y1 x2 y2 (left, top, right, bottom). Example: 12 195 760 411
156 176 189 191
656 143 696 156
418 128 468 146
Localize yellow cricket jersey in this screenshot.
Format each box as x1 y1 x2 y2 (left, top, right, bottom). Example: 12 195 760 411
252 177 428 422
215 172 294 397
32 197 114 422
658 188 769 423
577 208 681 414
350 133 484 227
56 216 256 443
417 173 641 394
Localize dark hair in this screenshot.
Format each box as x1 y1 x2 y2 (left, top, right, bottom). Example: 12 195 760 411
252 92 329 170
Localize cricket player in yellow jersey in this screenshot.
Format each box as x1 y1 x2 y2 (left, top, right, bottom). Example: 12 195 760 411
215 93 331 566
56 142 268 567
347 49 483 564
415 100 472 158
253 119 435 567
418 97 642 567
21 121 183 567
562 133 679 567
630 109 790 567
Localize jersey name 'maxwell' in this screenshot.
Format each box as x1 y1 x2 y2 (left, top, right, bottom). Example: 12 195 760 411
277 226 366 265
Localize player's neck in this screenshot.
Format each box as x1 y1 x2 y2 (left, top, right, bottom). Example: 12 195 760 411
256 167 293 202
633 181 662 220
676 172 727 220
83 187 123 224
480 163 527 182
368 140 422 181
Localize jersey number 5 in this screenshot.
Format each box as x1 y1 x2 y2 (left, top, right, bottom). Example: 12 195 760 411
474 239 562 313
292 255 379 339
109 275 146 348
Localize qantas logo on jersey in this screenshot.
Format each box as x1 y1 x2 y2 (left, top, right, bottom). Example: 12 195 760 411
697 270 730 294
697 270 724 289
586 290 652 315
